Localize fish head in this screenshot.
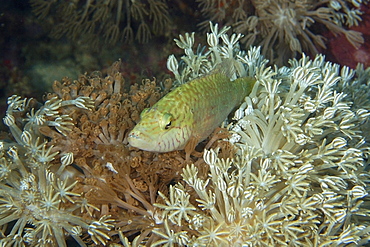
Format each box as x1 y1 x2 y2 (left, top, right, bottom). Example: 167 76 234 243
128 107 192 152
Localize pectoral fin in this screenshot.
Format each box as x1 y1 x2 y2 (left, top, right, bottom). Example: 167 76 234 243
184 135 200 162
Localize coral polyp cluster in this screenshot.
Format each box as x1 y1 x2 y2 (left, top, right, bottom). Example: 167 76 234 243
150 26 370 245
0 95 114 246
197 0 368 65
0 61 179 245
0 22 369 246
30 0 170 45
28 0 370 67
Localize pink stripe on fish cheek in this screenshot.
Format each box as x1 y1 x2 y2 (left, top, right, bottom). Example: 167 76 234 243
181 128 185 141
171 138 175 150
158 140 163 152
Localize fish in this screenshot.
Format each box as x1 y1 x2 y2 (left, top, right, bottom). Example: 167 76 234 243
127 63 255 158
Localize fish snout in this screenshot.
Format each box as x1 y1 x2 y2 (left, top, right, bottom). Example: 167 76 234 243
128 129 151 150
128 130 141 143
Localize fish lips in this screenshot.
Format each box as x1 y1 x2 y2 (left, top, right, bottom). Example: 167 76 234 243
127 130 160 152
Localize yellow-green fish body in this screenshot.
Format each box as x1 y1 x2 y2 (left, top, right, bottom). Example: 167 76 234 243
128 70 255 153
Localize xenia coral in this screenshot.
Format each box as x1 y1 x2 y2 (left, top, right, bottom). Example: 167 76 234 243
0 95 115 246
197 0 368 65
30 0 170 45
151 24 370 246
0 22 369 246
0 60 203 246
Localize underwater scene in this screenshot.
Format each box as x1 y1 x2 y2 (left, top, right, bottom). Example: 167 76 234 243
0 0 370 246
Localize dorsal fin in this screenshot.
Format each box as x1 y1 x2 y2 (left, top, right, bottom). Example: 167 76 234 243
212 58 246 80
216 59 235 78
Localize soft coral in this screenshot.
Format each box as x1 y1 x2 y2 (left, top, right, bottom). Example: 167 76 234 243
325 2 370 68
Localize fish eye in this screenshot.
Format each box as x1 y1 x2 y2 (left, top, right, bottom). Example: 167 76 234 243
165 121 172 129
162 113 173 130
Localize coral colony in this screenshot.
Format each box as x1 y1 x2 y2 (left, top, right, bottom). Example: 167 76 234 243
1 23 370 246
30 0 368 65
197 0 368 65
30 0 170 45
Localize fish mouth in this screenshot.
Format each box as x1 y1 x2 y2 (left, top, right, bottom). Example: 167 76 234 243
128 130 159 152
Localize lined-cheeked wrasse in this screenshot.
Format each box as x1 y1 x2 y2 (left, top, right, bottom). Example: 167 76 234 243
128 63 255 159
